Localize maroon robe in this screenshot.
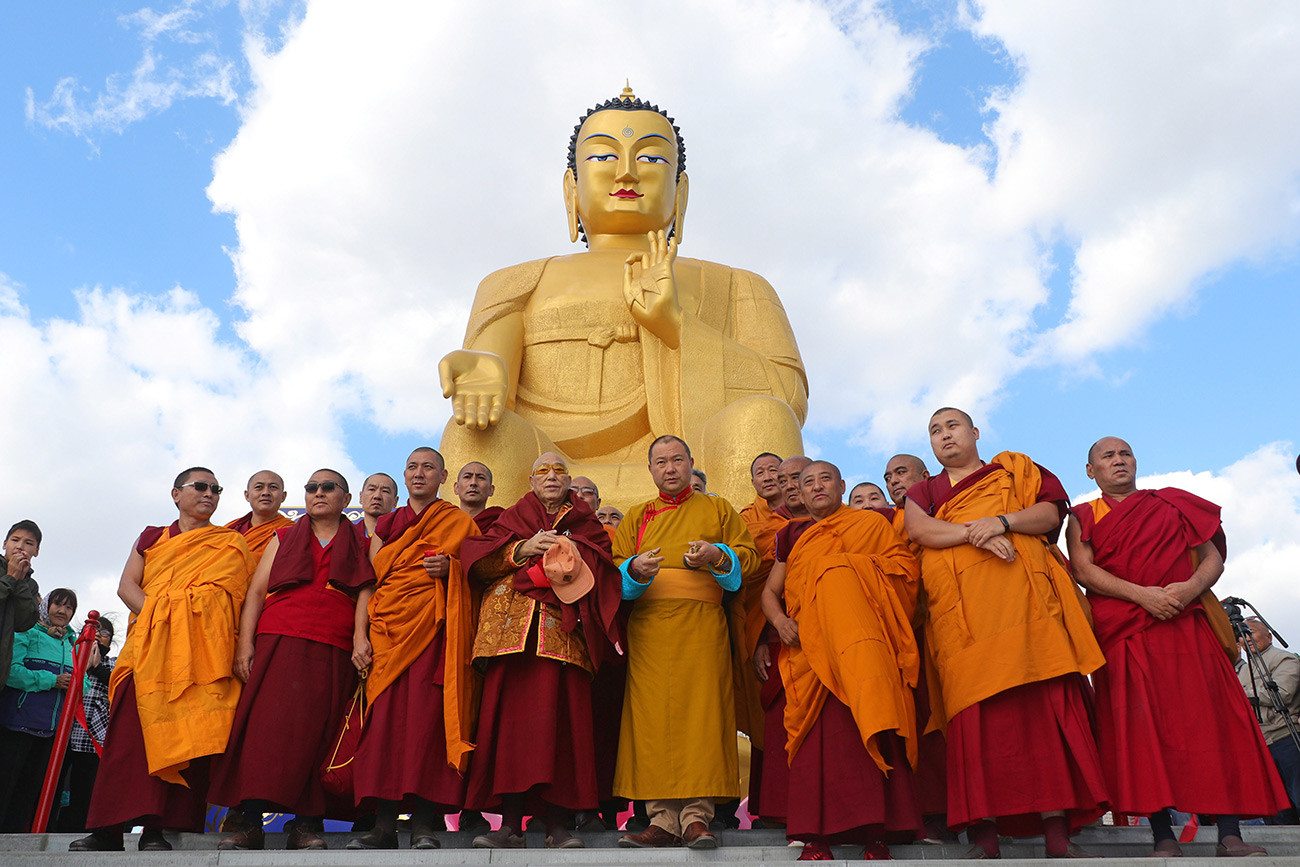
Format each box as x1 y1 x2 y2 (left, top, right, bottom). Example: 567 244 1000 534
472 505 505 534
208 518 370 816
460 490 623 814
1075 488 1288 816
911 461 1108 835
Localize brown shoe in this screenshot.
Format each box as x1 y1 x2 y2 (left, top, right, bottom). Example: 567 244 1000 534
1216 837 1268 857
1151 839 1182 858
1048 842 1101 859
619 824 682 848
218 824 265 850
473 827 525 849
545 828 585 849
345 828 399 850
286 824 327 850
683 821 719 849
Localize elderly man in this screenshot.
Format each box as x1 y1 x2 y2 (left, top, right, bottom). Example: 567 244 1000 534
905 409 1107 858
613 435 759 849
211 470 376 851
454 462 503 533
460 453 622 849
1068 437 1286 856
346 448 479 851
226 471 293 562
357 473 399 538
762 461 922 859
1239 618 1300 823
1 521 41 685
71 468 254 852
848 482 889 511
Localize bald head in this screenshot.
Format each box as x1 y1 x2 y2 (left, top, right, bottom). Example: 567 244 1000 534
1085 436 1137 497
361 472 399 519
245 470 287 520
453 461 495 512
571 475 600 511
530 451 572 510
883 453 930 505
778 456 813 516
849 482 888 510
799 461 845 519
404 447 447 506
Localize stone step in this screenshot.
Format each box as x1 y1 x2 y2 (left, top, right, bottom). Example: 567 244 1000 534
4 827 1300 864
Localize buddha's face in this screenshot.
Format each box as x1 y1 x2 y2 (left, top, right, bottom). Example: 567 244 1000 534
572 109 679 237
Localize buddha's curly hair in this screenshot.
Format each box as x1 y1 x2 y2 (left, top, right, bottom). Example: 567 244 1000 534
566 95 686 244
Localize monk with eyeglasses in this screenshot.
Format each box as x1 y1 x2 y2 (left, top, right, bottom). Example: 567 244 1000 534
210 470 376 851
72 468 255 852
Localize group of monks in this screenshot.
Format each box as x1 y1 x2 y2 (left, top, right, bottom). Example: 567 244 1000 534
57 407 1288 858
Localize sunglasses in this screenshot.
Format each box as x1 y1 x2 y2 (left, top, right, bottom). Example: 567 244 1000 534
178 481 223 495
533 464 569 477
305 481 344 494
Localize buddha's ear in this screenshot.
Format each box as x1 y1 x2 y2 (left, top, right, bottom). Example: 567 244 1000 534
563 169 581 244
672 172 689 245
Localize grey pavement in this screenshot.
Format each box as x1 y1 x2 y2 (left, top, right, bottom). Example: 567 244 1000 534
2 826 1300 866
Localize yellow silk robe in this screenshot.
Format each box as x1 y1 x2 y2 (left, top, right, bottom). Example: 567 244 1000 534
612 492 760 799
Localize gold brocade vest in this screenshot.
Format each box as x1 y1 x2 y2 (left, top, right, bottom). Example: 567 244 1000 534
471 579 593 674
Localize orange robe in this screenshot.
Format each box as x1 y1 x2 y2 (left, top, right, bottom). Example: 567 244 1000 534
109 524 255 783
368 498 480 772
913 452 1104 721
736 495 789 749
226 512 294 563
779 505 919 771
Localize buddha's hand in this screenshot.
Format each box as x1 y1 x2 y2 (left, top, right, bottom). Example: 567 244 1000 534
623 230 682 349
439 349 508 430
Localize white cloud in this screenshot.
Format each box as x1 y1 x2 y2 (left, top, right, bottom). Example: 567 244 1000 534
1072 442 1300 646
0 282 363 634
971 0 1300 363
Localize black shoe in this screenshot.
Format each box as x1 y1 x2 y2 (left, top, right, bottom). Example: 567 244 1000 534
138 829 172 851
69 830 124 852
459 809 491 836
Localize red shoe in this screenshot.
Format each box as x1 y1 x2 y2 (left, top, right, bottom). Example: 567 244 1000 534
798 840 834 860
862 842 893 860
618 824 682 848
683 821 719 849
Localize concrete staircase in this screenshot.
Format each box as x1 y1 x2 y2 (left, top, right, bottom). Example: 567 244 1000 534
3 826 1300 865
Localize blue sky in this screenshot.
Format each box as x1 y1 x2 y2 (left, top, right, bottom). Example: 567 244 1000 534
3 0 1299 640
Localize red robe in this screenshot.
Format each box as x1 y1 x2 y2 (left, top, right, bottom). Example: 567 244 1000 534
459 490 623 814
1074 489 1288 816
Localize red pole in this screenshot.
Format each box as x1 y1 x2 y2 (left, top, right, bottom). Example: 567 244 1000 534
30 610 99 833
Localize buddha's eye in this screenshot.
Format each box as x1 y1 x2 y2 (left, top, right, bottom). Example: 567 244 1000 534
585 153 617 162
637 154 669 164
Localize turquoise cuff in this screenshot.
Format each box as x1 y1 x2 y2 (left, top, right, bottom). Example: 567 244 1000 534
711 543 742 593
620 558 652 600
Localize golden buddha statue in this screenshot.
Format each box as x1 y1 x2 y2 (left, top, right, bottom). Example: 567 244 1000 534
438 86 807 507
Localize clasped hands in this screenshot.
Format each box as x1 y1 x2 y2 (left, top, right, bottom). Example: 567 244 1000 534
630 540 723 580
516 530 561 560
963 515 1015 562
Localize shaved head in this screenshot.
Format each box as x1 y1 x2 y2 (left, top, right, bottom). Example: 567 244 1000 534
930 406 973 427
1088 436 1131 464
459 461 493 484
801 460 842 485
410 446 445 473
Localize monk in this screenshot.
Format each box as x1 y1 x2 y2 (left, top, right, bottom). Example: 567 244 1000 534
438 86 807 509
459 452 622 849
747 454 813 824
762 461 922 859
613 435 759 849
454 461 503 533
904 408 1108 858
211 470 375 851
345 448 480 851
596 506 623 528
226 470 293 561
358 472 398 538
884 454 930 514
71 468 254 852
690 469 708 494
848 482 889 510
1067 436 1287 856
737 452 786 822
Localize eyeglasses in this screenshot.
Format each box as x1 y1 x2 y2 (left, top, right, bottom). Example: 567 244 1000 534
305 481 344 494
532 464 569 476
575 486 597 495
178 481 223 495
